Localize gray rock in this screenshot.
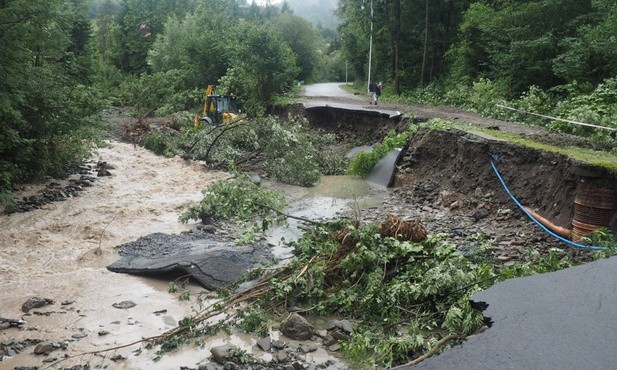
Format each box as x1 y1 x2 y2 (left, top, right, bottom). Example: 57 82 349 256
328 343 341 352
472 207 489 221
71 331 88 339
199 364 221 370
256 336 272 352
98 330 110 336
338 319 354 334
22 297 53 313
299 343 318 353
325 320 338 331
34 342 54 355
316 329 328 338
276 350 289 362
211 345 232 365
223 362 238 370
110 354 125 362
112 300 136 309
331 330 350 341
249 175 262 185
272 340 286 349
280 313 314 340
322 335 337 347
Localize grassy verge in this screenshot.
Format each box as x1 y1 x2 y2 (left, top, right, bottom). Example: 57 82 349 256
441 120 617 173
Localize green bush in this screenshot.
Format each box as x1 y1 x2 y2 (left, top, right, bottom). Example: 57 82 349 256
346 126 418 177
172 115 345 186
180 173 286 226
142 131 175 157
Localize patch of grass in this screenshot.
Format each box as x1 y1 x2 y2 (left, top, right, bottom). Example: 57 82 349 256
339 81 367 95
272 84 301 107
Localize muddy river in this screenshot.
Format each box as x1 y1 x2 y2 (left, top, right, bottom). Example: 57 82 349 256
0 140 388 369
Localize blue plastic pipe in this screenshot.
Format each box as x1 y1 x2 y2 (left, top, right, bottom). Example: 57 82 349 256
490 159 616 251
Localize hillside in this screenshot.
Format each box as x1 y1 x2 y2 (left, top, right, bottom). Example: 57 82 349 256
284 0 339 28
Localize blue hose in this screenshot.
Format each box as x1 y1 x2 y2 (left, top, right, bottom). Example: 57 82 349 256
489 159 616 250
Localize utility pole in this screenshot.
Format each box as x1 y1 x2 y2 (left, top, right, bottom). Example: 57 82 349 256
366 0 373 94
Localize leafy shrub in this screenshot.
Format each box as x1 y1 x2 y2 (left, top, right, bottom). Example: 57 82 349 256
173 115 345 186
180 174 286 227
0 190 15 214
254 226 493 367
467 78 508 115
346 126 418 177
141 131 175 157
118 69 192 119
550 77 617 140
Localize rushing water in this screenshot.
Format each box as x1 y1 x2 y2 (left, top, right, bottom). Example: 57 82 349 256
0 141 388 369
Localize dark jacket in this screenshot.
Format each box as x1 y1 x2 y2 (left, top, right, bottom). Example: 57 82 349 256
369 82 382 96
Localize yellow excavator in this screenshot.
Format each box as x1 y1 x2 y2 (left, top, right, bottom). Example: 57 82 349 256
194 85 240 127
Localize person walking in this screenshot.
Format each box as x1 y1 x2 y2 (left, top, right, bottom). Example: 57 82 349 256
368 81 383 105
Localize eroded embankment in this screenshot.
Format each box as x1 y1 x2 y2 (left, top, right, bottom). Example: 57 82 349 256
291 98 617 237
395 128 617 235
283 103 411 144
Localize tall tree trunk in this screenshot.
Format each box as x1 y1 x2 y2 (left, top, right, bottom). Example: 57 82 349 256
394 0 401 95
420 0 429 86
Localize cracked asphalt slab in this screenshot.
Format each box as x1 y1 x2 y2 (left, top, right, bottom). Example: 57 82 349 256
399 255 617 370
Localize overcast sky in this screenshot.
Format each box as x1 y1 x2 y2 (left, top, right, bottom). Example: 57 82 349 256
252 0 282 5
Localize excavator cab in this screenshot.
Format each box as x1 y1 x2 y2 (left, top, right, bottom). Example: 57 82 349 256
195 85 240 127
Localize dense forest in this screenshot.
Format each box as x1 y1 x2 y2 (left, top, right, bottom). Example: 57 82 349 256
1 0 616 199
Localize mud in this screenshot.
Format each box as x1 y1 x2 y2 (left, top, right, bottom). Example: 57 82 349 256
3 94 617 369
396 128 580 226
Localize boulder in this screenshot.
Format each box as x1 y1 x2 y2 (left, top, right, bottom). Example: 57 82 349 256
22 297 53 313
210 345 232 365
280 313 313 340
33 342 54 355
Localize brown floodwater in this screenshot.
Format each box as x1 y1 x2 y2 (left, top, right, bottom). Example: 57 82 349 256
0 141 383 369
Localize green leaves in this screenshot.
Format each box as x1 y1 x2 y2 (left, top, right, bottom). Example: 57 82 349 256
346 125 418 177
0 0 104 197
172 115 345 186
179 173 286 241
221 23 300 114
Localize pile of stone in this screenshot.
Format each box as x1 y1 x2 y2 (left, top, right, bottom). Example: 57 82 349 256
9 161 114 213
194 313 354 370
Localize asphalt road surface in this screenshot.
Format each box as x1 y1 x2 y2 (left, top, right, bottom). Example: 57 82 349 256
300 82 401 119
398 254 617 370
302 82 363 99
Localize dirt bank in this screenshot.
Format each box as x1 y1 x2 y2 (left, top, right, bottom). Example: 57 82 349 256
294 97 617 236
